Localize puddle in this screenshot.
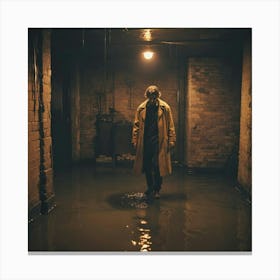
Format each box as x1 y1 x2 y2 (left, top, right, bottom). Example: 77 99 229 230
107 192 156 209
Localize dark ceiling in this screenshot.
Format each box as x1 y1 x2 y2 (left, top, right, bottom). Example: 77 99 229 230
53 27 249 45
51 28 250 63
86 28 248 44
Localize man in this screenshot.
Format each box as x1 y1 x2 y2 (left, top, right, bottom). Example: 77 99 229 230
132 85 176 198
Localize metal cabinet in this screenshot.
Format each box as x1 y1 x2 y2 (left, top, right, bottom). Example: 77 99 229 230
95 115 134 165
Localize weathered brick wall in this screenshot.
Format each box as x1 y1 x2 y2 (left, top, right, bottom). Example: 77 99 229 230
41 30 54 202
79 59 179 160
186 57 241 168
237 37 252 193
28 30 54 214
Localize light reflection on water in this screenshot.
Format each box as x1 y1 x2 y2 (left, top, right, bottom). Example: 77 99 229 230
124 191 251 251
123 192 160 251
29 167 252 252
122 192 149 209
134 220 152 251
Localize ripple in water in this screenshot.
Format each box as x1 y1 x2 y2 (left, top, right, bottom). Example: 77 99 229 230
122 192 150 209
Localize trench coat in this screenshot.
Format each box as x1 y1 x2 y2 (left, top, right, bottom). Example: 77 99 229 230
132 98 176 177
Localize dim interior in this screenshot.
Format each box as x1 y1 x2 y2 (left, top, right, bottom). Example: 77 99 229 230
28 28 252 252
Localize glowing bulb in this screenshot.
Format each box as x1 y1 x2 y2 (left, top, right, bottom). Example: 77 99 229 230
143 29 152 41
143 51 154 60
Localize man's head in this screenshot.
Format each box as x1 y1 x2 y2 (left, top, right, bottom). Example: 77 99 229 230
144 85 161 103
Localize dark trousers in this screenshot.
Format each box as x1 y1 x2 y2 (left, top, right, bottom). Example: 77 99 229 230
143 141 162 192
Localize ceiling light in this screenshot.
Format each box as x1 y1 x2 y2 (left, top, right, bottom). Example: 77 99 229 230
143 51 154 60
143 29 152 41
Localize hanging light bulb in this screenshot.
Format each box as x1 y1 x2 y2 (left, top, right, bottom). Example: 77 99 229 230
143 50 154 60
143 29 152 41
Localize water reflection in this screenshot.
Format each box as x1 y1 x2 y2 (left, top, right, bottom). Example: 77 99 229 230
128 197 162 251
132 210 153 251
29 167 252 251
118 191 187 251
135 208 153 252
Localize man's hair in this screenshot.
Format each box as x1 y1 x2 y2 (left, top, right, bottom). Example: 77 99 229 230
144 85 161 98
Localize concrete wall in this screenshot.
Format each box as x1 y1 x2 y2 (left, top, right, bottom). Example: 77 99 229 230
28 29 54 218
186 57 242 168
237 36 252 193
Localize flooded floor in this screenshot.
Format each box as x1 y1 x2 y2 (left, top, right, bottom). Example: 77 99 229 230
28 164 251 252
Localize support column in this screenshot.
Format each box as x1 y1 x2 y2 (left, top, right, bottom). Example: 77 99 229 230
40 29 55 214
237 33 252 195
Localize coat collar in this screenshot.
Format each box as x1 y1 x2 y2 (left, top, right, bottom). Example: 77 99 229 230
139 98 166 120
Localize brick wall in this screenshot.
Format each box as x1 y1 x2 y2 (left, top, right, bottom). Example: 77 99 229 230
237 37 252 193
186 57 242 168
28 29 54 216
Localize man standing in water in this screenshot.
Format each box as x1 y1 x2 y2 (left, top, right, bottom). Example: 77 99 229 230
132 85 176 198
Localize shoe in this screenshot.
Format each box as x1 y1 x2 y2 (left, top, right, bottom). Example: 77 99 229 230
144 189 153 196
154 191 160 199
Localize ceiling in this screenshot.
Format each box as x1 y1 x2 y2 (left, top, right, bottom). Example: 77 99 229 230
52 28 250 63
84 28 249 45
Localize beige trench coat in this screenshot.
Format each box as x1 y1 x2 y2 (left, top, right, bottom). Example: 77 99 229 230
132 98 176 176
